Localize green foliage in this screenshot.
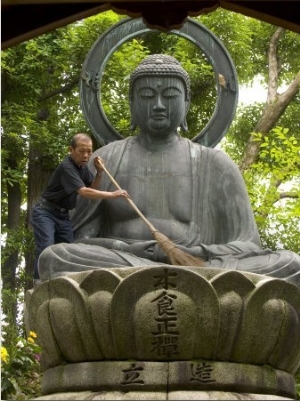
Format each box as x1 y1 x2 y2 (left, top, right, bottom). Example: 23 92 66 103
198 9 259 84
1 167 24 189
1 226 35 267
243 127 300 251
1 322 42 400
222 103 265 162
257 127 299 173
277 96 300 142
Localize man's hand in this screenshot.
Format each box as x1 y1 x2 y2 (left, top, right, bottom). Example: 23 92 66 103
111 189 129 199
94 156 104 174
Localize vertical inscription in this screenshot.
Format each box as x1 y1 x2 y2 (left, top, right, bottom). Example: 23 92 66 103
151 268 179 357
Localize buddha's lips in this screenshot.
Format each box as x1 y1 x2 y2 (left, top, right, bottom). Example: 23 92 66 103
151 114 167 120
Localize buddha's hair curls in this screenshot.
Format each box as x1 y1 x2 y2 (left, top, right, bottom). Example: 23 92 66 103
129 54 191 101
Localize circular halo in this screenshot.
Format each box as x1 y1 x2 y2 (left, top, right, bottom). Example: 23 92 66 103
80 17 238 148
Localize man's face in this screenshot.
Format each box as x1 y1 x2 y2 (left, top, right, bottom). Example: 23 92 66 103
131 76 187 136
69 139 93 167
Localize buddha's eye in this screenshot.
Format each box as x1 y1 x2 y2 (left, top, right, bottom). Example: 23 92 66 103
139 88 156 98
163 87 182 98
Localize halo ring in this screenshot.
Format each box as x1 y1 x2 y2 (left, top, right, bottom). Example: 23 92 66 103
80 17 238 147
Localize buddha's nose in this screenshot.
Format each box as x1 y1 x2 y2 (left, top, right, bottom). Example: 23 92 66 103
153 95 165 110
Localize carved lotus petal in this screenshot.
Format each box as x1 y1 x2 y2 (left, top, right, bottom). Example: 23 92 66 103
26 266 300 375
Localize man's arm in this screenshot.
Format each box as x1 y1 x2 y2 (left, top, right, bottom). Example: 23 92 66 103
90 170 103 189
89 155 105 189
80 156 128 199
77 186 128 200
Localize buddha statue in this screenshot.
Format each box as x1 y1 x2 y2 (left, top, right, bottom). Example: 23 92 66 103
38 54 300 287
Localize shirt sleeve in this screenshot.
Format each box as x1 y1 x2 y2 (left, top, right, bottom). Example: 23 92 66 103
85 168 95 188
60 165 88 194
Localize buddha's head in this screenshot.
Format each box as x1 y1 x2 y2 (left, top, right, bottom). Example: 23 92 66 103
129 54 191 134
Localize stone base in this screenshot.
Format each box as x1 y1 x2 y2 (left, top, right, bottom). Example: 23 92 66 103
30 390 293 400
39 361 295 399
26 267 300 400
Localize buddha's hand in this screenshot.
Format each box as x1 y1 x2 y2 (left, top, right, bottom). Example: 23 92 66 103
81 239 157 258
124 240 158 260
160 243 208 261
75 238 156 255
74 238 121 248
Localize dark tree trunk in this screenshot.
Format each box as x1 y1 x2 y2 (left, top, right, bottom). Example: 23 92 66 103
24 137 54 291
2 158 22 324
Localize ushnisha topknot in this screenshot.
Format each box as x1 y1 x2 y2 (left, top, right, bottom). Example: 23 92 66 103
129 54 191 101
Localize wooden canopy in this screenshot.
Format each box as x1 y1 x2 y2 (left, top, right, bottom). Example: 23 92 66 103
2 1 300 50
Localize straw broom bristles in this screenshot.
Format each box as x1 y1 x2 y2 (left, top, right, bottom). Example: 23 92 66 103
97 158 207 267
151 230 207 266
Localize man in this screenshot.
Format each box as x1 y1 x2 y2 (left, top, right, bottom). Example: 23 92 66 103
31 133 129 284
38 56 300 286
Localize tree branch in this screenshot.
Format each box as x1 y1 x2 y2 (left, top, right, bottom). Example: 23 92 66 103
39 77 79 102
238 27 300 174
267 27 284 102
276 192 299 202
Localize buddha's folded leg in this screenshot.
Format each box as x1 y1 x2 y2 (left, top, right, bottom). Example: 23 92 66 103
209 249 300 287
38 243 164 281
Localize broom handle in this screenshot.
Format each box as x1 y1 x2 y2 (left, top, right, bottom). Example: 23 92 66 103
98 160 157 234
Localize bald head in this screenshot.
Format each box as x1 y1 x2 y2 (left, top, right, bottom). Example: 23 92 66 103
70 133 92 148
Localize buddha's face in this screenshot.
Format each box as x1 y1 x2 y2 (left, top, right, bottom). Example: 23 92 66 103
131 76 188 136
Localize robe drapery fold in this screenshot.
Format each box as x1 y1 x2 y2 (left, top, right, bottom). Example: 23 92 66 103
40 137 300 286
72 137 261 251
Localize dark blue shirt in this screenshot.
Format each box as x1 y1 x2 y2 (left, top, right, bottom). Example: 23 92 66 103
42 155 94 210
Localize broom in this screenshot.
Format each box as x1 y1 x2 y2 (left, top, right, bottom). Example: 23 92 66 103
97 158 207 267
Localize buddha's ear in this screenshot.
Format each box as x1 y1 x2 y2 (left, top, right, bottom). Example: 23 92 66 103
180 100 190 132
129 100 138 131
185 99 191 111
130 119 138 131
180 119 188 132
